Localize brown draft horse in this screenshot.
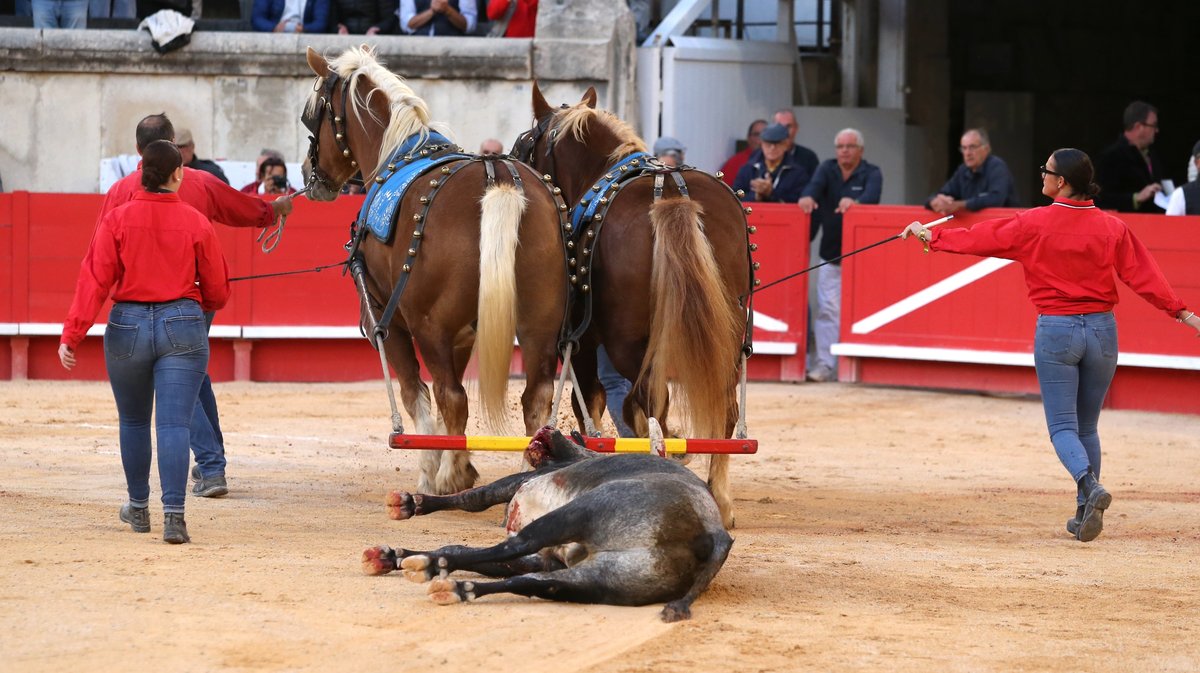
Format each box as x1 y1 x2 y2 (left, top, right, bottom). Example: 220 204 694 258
302 46 567 494
513 85 752 528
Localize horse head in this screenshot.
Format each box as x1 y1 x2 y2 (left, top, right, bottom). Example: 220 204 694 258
514 83 646 205
302 45 437 202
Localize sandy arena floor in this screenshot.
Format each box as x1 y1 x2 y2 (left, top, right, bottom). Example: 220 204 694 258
1 379 1199 672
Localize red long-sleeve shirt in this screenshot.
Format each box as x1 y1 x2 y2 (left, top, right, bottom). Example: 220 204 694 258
487 0 537 38
928 198 1187 318
102 166 274 229
61 192 230 350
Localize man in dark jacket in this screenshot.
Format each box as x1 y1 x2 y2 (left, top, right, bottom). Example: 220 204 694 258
175 128 228 185
927 128 1017 214
333 0 397 33
251 0 332 32
732 123 810 203
1095 101 1166 213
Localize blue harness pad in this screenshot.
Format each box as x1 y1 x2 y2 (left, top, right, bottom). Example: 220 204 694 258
358 132 470 242
569 152 651 232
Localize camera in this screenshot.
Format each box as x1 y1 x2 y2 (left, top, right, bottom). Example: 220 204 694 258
269 175 289 190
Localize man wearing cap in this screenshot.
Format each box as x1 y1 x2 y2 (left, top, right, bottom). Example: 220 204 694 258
176 128 230 185
1166 140 1200 216
732 123 810 203
653 136 686 168
719 119 767 187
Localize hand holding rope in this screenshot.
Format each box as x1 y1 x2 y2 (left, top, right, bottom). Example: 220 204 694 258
258 186 311 254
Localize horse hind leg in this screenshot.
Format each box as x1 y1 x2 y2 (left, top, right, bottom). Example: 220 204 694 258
707 454 734 529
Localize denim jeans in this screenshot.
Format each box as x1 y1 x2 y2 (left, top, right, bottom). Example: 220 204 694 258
105 300 209 513
190 311 227 478
1033 312 1118 505
597 345 635 438
31 0 88 27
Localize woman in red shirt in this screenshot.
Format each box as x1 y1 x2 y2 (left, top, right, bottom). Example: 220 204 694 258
59 140 230 545
901 148 1200 542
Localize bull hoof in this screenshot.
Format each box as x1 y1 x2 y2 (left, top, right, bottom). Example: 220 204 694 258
361 546 398 576
660 600 692 622
386 491 420 520
428 578 463 605
400 554 434 583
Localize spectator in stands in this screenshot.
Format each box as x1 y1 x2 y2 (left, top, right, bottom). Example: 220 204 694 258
102 113 294 502
176 128 229 185
772 108 820 181
719 119 766 187
927 128 1018 214
242 157 297 195
733 123 809 204
32 0 88 27
252 0 331 33
399 0 475 35
1095 101 1166 213
59 139 229 545
798 128 883 383
652 136 685 168
89 0 135 19
479 138 504 155
900 148 1200 542
486 0 535 37
241 149 283 193
333 0 397 34
1166 141 1200 216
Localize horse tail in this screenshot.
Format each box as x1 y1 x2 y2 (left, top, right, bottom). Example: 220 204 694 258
476 182 525 433
642 198 741 440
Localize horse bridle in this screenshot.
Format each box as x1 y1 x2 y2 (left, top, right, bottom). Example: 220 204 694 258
510 103 569 178
302 72 358 194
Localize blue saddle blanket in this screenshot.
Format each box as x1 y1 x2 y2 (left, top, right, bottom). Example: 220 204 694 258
359 132 471 242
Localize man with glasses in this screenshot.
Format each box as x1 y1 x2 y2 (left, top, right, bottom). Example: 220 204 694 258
1096 100 1166 213
926 128 1017 215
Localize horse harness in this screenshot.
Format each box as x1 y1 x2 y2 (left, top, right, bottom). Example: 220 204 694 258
344 135 571 345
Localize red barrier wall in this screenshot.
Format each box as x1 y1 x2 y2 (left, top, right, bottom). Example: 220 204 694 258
838 206 1200 414
1 194 811 384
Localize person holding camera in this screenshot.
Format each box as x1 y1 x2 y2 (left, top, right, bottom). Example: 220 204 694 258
241 157 297 196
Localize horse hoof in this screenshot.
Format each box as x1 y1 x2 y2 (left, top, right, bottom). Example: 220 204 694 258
386 491 420 520
361 546 397 575
428 578 461 605
400 554 432 583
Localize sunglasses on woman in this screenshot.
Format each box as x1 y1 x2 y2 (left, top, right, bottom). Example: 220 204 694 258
1039 165 1062 178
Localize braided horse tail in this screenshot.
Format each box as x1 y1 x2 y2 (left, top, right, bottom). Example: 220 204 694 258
475 182 526 433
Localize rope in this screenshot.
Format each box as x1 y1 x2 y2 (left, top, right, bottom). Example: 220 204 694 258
548 342 574 427
229 261 347 283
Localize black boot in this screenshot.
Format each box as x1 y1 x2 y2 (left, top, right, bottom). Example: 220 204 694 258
1066 505 1085 536
163 513 191 544
1075 472 1111 542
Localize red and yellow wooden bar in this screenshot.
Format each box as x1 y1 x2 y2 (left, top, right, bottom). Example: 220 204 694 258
388 433 758 455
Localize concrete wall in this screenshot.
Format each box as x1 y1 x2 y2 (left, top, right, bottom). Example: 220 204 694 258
0 0 638 193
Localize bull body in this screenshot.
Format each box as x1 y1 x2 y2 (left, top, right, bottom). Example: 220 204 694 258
363 427 733 621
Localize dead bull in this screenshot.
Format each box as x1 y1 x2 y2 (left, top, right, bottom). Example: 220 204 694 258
362 426 733 621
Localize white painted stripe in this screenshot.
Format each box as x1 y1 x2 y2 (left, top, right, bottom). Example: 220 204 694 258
209 325 241 339
851 257 1014 334
240 326 360 338
0 323 17 335
832 342 1200 371
753 341 797 355
752 310 788 333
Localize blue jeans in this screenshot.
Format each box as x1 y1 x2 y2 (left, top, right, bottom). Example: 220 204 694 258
190 311 227 478
597 345 635 438
105 300 209 513
32 0 88 27
1033 312 1118 505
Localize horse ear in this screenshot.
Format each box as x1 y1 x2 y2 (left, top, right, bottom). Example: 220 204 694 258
532 81 553 120
581 87 598 109
306 46 331 78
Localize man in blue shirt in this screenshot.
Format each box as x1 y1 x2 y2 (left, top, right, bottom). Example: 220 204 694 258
732 123 810 203
927 128 1017 214
798 128 883 382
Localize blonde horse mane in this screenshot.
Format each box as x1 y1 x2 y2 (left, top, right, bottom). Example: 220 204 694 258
305 45 450 181
555 104 648 164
